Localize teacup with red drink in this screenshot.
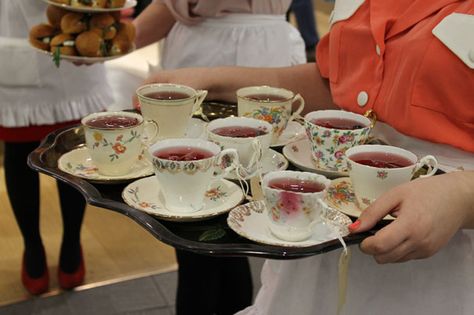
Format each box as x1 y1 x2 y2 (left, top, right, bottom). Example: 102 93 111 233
149 138 240 212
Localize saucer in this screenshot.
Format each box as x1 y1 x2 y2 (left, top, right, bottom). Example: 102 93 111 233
43 0 137 12
325 177 395 220
58 147 153 183
282 138 348 179
227 149 289 180
227 200 351 247
122 176 244 222
270 121 306 147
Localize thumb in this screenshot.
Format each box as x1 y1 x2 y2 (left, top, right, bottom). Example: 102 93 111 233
349 188 402 233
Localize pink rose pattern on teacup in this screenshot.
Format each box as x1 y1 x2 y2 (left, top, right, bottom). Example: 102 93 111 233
304 121 371 171
266 189 315 225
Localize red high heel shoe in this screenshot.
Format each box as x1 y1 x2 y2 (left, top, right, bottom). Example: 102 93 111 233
58 247 85 290
21 253 49 295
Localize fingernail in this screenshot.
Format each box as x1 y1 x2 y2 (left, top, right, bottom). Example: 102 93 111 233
348 220 361 231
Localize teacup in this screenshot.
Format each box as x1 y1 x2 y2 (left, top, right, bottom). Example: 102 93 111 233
82 111 158 176
345 144 438 208
237 86 305 144
262 170 331 242
207 117 273 178
136 83 207 139
304 110 373 172
149 138 239 213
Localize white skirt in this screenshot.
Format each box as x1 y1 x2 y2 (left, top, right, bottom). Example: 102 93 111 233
159 14 306 70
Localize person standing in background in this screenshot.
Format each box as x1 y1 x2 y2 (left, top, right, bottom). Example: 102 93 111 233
0 0 114 295
289 0 319 62
133 1 306 314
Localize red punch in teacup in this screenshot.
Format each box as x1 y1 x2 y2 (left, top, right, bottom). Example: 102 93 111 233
262 170 331 242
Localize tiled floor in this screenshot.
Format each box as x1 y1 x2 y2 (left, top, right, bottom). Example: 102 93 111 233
0 257 264 315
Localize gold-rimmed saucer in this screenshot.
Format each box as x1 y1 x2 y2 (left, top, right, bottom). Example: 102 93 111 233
58 147 153 184
122 176 244 222
227 200 351 248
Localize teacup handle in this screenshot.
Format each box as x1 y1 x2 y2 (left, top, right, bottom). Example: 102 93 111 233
415 155 439 178
141 120 159 147
238 138 263 179
364 109 377 129
309 199 329 230
192 90 209 122
288 93 305 122
215 148 240 180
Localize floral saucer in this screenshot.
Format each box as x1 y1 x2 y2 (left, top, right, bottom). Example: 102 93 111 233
325 177 395 220
227 149 289 180
270 121 306 147
58 147 153 183
282 138 348 179
227 200 351 247
122 176 244 221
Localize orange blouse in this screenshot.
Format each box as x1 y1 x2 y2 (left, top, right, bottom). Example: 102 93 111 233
316 0 474 152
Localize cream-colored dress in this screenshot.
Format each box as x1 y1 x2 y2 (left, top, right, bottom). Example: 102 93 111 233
0 0 113 128
157 0 306 69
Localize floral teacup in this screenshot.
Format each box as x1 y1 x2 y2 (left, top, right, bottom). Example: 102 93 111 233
345 144 438 209
237 86 305 145
304 110 373 172
82 111 158 176
262 170 331 242
149 138 239 213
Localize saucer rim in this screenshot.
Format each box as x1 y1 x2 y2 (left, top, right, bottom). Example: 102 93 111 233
227 200 351 248
122 176 245 222
58 147 153 184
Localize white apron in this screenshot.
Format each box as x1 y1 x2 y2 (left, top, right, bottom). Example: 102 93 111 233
0 0 113 128
237 124 474 315
159 14 306 69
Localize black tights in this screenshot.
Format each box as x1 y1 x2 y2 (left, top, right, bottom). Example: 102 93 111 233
4 141 85 277
176 250 253 315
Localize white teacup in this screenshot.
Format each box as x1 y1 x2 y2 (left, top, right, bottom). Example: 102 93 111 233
304 110 373 172
207 117 273 178
82 111 158 176
149 138 239 213
136 83 207 139
345 144 438 208
262 170 331 242
237 86 305 144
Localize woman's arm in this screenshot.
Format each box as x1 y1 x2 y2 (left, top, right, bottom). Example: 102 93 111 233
133 1 176 49
140 63 337 112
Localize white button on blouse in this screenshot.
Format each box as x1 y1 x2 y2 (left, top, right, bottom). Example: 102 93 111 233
376 44 381 56
357 91 369 107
